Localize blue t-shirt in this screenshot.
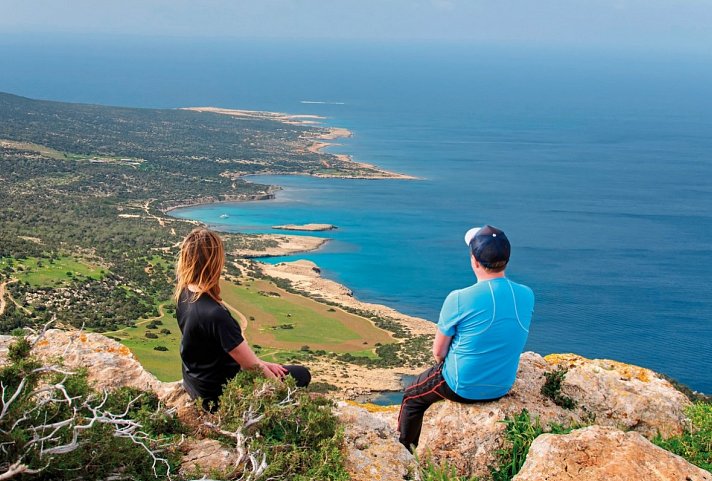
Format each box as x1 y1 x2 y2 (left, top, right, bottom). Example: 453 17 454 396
438 277 534 400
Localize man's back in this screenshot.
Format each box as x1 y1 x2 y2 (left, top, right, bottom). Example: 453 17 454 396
438 277 534 400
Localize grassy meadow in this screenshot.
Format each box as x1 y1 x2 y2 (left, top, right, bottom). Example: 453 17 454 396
109 279 394 381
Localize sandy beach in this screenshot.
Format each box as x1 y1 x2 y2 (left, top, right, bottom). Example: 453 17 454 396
260 259 435 396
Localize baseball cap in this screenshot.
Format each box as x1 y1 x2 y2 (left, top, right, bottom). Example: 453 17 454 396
464 225 511 269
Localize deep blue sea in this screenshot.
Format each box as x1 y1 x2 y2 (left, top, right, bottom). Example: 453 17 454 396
1 35 710 392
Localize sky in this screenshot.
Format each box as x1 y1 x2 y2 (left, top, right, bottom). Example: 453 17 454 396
1 0 712 53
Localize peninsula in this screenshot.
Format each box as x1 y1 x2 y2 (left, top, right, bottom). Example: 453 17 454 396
0 91 430 399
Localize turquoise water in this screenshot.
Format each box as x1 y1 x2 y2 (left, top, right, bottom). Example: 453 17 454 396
2 35 711 392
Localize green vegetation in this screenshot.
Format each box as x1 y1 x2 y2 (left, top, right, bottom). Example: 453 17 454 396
540 368 577 410
0 91 375 335
489 410 577 481
214 370 350 480
415 456 479 481
0 256 103 287
109 305 183 381
221 280 394 352
654 402 712 472
0 336 182 480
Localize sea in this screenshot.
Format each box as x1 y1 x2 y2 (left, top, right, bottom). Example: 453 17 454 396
1 35 710 393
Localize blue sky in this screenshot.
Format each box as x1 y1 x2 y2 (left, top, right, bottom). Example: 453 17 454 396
1 0 711 53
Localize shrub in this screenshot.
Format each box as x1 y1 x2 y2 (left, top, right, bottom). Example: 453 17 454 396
541 368 577 410
159 328 171 335
153 345 168 352
489 410 576 481
415 454 478 481
0 336 182 480
214 370 349 480
145 332 158 339
654 402 711 471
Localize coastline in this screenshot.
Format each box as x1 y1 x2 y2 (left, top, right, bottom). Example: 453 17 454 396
181 106 418 180
260 259 434 397
166 105 433 395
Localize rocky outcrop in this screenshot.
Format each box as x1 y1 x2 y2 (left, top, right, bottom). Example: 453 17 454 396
336 402 413 481
513 425 712 481
1 331 702 480
545 353 691 437
378 352 693 478
0 330 195 420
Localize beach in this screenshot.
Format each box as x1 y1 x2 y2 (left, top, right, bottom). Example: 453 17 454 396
260 259 434 396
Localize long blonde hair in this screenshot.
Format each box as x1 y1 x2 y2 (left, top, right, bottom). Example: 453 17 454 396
174 228 225 303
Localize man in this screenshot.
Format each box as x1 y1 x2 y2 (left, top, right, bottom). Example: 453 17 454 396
398 225 534 451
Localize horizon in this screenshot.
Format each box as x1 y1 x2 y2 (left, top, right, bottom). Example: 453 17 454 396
1 0 712 56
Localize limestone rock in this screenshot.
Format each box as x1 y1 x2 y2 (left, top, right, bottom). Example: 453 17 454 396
545 353 692 437
336 402 414 481
410 352 692 478
179 439 234 479
0 330 196 420
512 425 712 481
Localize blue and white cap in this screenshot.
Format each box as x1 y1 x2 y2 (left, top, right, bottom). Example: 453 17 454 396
464 225 511 269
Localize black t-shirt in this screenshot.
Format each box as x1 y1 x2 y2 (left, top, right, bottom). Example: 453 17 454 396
176 289 245 403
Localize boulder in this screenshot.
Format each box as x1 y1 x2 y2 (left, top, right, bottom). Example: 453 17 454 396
513 425 712 481
0 330 196 420
545 353 692 437
407 352 691 478
336 402 414 481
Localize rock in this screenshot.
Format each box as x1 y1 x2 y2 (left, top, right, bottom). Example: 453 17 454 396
0 329 162 392
336 402 414 481
179 439 234 479
545 353 692 437
408 352 692 478
0 330 198 423
512 425 712 481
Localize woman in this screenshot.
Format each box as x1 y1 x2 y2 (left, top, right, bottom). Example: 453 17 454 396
175 228 310 409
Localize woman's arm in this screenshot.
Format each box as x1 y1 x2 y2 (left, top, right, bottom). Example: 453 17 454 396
228 342 288 379
432 330 453 363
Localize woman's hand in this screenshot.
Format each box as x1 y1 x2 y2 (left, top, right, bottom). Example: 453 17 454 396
259 361 288 380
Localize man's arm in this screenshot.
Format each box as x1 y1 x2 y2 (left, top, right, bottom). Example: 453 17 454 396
432 330 452 363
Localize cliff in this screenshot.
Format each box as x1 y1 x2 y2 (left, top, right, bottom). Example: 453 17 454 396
0 330 709 480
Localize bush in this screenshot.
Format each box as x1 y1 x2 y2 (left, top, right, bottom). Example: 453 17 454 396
654 402 711 471
0 336 182 480
145 332 158 339
489 410 576 481
415 454 478 481
153 345 168 352
541 368 577 410
214 370 349 480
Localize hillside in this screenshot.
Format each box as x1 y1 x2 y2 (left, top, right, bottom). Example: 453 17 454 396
0 92 431 393
0 329 709 480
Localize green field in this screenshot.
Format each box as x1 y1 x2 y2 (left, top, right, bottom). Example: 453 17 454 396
1 256 104 287
111 279 395 381
220 280 393 352
108 303 183 381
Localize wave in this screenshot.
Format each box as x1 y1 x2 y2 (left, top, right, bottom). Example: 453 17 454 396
300 100 346 105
